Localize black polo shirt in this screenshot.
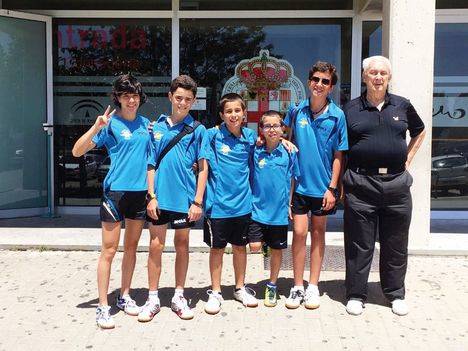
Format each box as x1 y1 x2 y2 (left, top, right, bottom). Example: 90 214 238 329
343 92 425 169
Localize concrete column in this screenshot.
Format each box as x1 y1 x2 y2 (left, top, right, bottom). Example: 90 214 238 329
382 0 435 248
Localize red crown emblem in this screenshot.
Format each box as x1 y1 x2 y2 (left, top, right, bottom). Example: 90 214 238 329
236 50 291 92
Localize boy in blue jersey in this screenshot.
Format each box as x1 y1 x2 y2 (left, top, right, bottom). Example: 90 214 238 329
72 74 151 329
249 110 300 307
284 62 348 310
202 93 259 315
138 75 208 322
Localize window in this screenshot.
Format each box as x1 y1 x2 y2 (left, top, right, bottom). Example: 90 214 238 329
180 0 352 11
180 18 352 128
2 0 171 10
433 23 468 206
53 19 171 205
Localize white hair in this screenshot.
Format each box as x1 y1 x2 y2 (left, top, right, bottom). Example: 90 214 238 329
362 55 392 74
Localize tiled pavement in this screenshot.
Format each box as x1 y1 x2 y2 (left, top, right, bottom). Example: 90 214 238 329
0 250 467 351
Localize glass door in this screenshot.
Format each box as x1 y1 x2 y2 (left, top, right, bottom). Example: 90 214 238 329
0 10 52 217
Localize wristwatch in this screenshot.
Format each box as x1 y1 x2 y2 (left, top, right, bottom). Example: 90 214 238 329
192 200 203 209
327 186 339 199
146 192 156 201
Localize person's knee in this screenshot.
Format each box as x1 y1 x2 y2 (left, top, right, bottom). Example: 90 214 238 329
100 245 118 261
149 240 165 254
210 247 224 256
124 241 139 253
249 242 262 253
232 244 246 254
311 227 325 240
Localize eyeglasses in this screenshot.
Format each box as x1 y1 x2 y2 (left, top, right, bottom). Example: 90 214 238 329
262 124 282 131
310 76 331 86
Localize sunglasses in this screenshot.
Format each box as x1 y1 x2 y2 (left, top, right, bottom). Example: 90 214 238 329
310 76 331 86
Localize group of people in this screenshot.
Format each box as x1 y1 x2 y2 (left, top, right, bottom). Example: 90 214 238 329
72 55 425 330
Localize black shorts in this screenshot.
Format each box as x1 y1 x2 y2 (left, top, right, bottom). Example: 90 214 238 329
248 220 288 250
146 209 195 229
100 191 147 223
203 214 251 249
291 192 337 216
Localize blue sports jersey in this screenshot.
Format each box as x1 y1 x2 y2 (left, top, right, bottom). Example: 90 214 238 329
149 114 206 213
92 114 151 192
284 98 348 198
202 123 257 219
251 144 300 225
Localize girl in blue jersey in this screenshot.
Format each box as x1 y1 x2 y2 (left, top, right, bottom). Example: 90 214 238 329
72 74 151 329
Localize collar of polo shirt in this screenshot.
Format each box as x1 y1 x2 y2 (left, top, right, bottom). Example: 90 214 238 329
359 91 395 111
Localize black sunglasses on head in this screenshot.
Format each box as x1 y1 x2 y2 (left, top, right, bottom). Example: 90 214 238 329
310 76 331 86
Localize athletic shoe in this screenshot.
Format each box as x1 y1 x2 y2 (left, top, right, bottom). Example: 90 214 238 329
346 299 364 315
285 287 304 309
96 305 115 329
233 286 258 307
171 295 194 320
116 295 140 316
264 285 278 307
391 299 409 316
138 298 161 322
304 286 320 309
204 290 224 315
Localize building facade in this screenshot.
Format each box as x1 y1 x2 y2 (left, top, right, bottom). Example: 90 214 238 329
0 0 467 244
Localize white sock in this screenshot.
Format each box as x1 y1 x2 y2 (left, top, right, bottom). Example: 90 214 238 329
174 288 184 298
294 285 305 292
307 284 319 294
121 293 131 300
148 290 159 301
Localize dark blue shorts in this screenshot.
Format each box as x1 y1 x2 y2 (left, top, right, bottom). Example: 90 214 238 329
203 214 251 249
146 209 195 229
248 220 288 250
100 191 147 222
291 192 337 216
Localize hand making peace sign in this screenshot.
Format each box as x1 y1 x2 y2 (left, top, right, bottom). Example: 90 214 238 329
94 105 116 131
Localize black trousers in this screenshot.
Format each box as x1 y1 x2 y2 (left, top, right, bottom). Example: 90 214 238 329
343 168 413 302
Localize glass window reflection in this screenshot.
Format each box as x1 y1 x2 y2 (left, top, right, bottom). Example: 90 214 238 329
180 18 352 128
53 19 171 206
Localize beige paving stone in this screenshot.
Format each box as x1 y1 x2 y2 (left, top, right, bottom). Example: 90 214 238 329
1 251 468 350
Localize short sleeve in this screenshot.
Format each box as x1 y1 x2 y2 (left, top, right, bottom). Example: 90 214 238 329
92 127 109 148
196 125 208 161
289 151 301 180
406 101 425 138
200 128 216 164
336 114 349 151
283 103 296 128
147 138 156 167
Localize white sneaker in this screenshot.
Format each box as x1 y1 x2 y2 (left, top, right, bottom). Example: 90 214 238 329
116 295 140 316
346 299 364 316
96 305 115 329
304 286 320 309
391 299 409 316
138 298 161 322
171 295 194 320
205 290 224 315
285 287 304 309
233 286 258 307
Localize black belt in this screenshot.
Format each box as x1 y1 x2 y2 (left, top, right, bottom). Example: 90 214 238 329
349 166 405 176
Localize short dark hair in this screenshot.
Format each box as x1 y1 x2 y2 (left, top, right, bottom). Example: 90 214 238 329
308 61 338 86
259 110 284 127
111 73 147 108
219 93 246 113
170 75 197 97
